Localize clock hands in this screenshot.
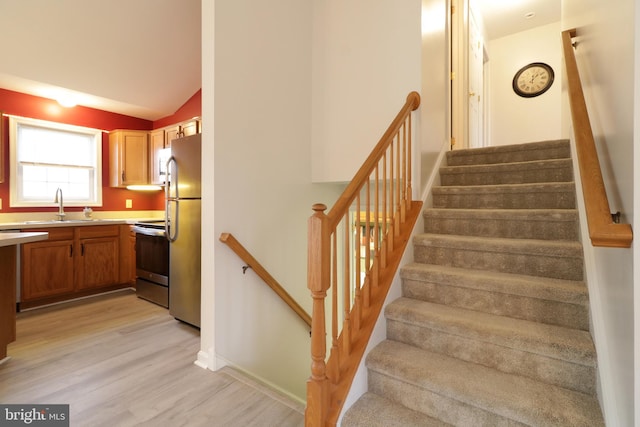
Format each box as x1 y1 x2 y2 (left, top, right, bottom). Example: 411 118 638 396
530 71 540 85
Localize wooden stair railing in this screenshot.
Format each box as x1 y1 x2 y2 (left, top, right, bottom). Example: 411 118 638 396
306 91 423 426
219 232 311 328
562 29 633 247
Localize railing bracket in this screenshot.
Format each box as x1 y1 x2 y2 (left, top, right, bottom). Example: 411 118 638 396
242 265 251 274
612 212 621 224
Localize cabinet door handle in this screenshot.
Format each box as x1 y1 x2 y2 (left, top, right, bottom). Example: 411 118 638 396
81 243 85 256
122 171 126 182
70 244 73 257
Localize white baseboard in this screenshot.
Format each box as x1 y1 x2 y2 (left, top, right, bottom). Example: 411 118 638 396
209 354 305 411
194 350 209 369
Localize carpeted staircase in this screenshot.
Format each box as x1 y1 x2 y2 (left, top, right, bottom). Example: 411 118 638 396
342 140 605 426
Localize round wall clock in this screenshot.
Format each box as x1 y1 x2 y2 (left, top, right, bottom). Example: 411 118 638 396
512 62 554 98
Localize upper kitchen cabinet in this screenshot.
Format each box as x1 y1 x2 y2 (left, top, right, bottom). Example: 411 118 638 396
109 130 149 187
164 118 200 147
149 129 167 185
150 118 200 185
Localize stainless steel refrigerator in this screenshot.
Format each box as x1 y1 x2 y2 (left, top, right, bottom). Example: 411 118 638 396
165 134 201 327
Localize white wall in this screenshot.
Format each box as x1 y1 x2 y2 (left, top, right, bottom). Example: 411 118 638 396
420 0 451 191
204 0 344 401
311 0 422 183
487 22 564 146
561 1 636 426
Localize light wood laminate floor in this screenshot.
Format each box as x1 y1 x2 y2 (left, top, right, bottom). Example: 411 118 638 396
0 290 304 427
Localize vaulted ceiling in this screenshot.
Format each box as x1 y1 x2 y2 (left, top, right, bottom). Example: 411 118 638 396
0 1 556 121
0 0 201 121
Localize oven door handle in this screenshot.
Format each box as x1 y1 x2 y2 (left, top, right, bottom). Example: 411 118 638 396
132 226 167 237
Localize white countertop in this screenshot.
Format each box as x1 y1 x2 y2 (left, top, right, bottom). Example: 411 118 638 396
0 217 163 231
0 232 48 247
0 210 165 231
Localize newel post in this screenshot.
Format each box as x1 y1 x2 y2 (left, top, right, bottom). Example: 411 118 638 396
306 203 330 427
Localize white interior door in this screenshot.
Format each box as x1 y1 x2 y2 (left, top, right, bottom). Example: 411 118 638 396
468 7 483 148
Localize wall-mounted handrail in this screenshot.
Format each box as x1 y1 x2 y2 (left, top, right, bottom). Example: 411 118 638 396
306 91 422 426
219 232 311 327
561 29 633 248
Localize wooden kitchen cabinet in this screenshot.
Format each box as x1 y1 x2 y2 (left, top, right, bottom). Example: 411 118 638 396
180 119 199 137
75 226 119 291
165 125 180 148
149 129 167 185
150 119 200 184
164 118 200 147
109 130 149 187
118 225 136 285
21 228 75 301
21 225 131 308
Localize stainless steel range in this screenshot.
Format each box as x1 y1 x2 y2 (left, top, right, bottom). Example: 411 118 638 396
132 220 169 307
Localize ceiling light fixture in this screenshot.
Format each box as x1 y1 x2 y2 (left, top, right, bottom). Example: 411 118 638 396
56 96 78 108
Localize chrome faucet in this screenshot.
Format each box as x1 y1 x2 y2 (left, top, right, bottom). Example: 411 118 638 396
54 187 66 221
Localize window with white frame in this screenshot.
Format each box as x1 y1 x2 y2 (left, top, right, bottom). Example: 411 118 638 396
9 116 103 207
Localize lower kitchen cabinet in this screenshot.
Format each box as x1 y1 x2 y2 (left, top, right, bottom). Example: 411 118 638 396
117 225 137 285
75 226 120 291
21 229 75 301
21 225 131 308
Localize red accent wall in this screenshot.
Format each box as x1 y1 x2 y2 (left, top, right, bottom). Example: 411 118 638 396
0 88 201 215
153 89 201 129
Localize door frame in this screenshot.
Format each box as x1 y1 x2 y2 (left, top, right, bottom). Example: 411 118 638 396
450 0 468 150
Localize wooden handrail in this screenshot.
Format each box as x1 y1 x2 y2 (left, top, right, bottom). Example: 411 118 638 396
327 92 421 229
562 29 632 248
219 232 311 328
306 92 422 426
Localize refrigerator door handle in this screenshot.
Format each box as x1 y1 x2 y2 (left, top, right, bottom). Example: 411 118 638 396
166 156 179 242
166 199 179 242
166 156 178 199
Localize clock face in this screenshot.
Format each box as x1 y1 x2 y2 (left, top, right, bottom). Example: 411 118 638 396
512 62 554 98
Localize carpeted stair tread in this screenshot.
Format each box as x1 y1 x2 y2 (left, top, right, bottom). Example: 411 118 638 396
446 139 571 166
413 234 584 258
385 298 595 366
341 392 453 427
366 340 604 426
400 263 589 331
413 233 584 281
432 182 576 210
385 299 596 395
400 263 588 306
423 208 579 240
440 158 573 186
